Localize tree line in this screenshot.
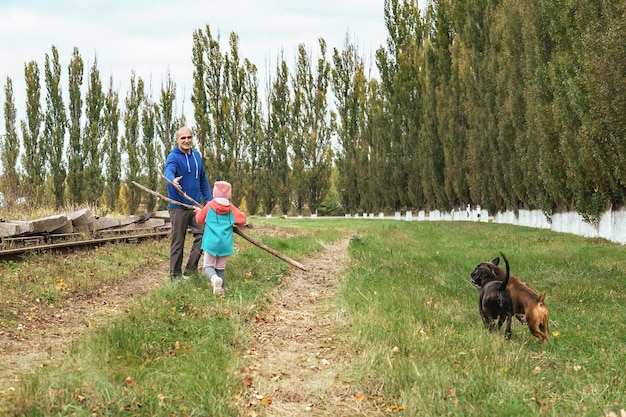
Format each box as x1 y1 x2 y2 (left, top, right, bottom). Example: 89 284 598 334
1 0 625 221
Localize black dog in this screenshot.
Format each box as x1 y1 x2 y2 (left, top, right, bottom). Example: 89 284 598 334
474 252 514 339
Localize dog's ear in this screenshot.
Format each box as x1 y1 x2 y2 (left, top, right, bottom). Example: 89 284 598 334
491 257 500 266
538 291 546 302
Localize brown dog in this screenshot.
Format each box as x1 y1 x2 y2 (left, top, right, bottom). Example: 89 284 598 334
471 255 550 342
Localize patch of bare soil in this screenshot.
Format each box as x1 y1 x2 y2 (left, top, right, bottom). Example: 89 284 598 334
0 263 169 411
0 234 389 415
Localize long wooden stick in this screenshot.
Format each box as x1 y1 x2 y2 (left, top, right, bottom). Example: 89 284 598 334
132 180 308 271
232 226 307 271
132 181 197 210
158 170 202 207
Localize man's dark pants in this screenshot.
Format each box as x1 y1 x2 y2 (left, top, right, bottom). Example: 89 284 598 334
169 207 204 277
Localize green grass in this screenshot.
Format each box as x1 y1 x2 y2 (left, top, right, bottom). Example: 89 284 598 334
4 218 626 416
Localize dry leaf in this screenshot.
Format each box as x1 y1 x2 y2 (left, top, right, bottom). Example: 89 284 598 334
174 341 180 350
261 396 273 404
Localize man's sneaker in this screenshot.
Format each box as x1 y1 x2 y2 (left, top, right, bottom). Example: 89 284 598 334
211 275 224 296
182 274 191 280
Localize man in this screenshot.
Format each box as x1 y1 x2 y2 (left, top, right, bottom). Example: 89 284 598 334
163 126 212 279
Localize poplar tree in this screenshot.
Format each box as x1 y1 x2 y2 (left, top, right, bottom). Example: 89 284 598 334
292 39 333 215
493 0 528 209
1 77 20 209
103 78 121 212
269 59 292 215
155 73 183 208
521 0 566 213
192 25 224 181
418 2 448 211
21 61 44 207
579 1 626 212
242 59 263 215
332 39 367 214
291 43 313 215
362 78 387 213
259 57 290 215
223 32 248 205
122 73 144 214
66 47 84 205
141 96 158 212
43 46 67 208
83 58 105 205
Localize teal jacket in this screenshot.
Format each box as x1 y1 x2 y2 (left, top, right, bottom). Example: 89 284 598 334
196 198 246 256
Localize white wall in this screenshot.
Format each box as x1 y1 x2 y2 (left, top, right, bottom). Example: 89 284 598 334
419 207 626 245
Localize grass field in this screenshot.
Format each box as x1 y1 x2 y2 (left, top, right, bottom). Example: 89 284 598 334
2 218 625 416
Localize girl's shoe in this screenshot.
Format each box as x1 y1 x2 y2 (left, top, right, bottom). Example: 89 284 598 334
211 275 224 296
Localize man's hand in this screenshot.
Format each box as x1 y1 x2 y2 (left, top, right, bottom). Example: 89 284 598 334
172 176 183 192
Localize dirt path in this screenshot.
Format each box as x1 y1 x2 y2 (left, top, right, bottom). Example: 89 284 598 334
0 236 389 415
238 237 388 416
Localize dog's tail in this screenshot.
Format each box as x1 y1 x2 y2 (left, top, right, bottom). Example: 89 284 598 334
499 251 510 290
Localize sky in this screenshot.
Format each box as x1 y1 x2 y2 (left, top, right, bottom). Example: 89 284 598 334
0 0 426 129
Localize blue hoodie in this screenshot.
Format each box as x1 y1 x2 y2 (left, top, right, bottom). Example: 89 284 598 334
163 146 212 208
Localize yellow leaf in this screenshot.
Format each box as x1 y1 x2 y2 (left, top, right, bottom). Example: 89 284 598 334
388 405 404 412
261 396 272 404
354 394 364 402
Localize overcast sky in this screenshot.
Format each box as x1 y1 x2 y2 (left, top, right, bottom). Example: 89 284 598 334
0 0 425 129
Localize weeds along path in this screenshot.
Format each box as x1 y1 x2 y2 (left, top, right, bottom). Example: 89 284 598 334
238 236 388 416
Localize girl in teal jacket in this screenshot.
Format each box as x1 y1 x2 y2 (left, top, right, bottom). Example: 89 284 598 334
196 181 247 296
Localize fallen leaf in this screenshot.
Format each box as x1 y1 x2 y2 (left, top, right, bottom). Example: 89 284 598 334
388 405 404 412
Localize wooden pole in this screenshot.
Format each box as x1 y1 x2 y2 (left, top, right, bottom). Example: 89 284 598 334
132 180 308 271
232 226 307 271
157 170 202 207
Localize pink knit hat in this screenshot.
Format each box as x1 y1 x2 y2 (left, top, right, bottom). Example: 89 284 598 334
213 181 232 199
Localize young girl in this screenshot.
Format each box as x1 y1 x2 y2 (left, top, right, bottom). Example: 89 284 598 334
195 181 247 296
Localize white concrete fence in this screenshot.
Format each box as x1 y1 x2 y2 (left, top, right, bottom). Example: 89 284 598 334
340 206 626 245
